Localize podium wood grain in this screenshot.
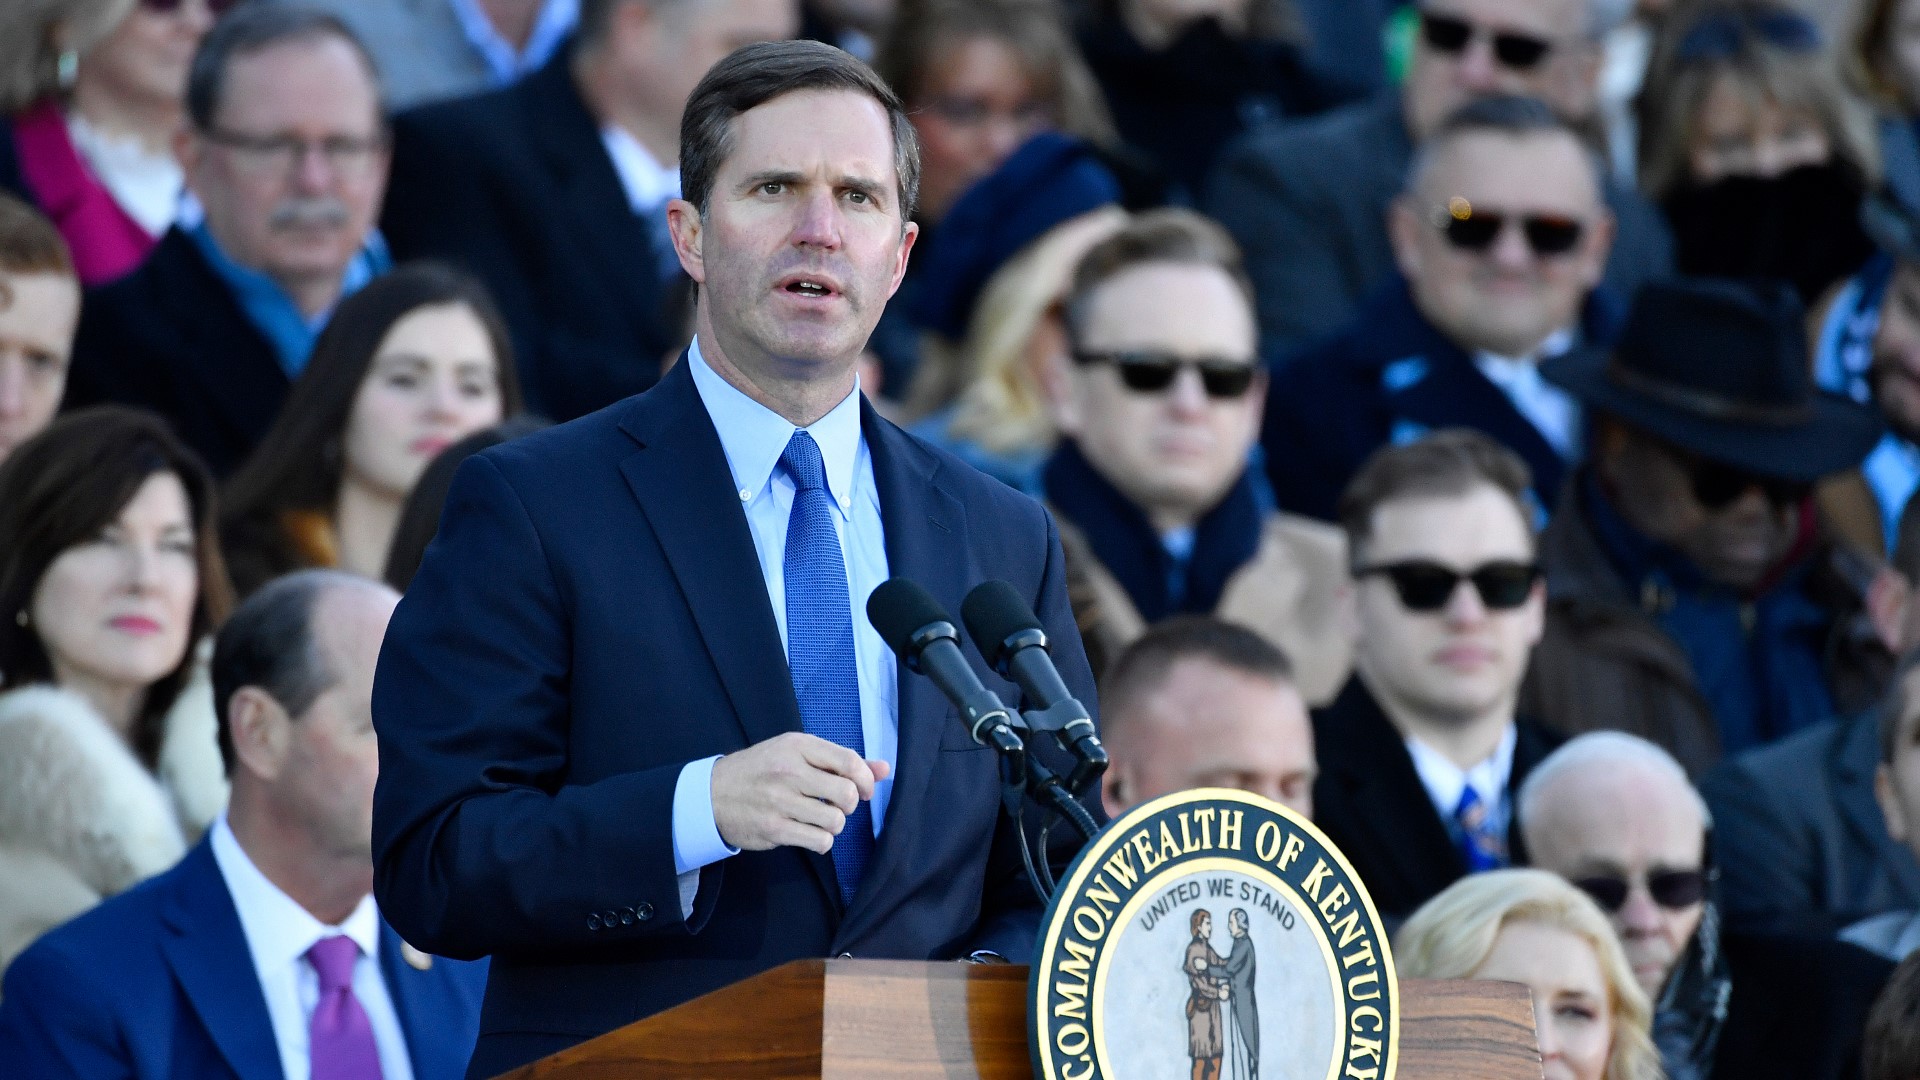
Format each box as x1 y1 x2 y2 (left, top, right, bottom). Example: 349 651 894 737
495 959 1543 1079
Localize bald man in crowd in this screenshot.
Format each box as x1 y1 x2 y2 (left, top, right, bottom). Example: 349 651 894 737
1099 617 1316 819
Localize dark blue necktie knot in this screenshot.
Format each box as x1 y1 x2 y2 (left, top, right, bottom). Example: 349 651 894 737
781 430 829 494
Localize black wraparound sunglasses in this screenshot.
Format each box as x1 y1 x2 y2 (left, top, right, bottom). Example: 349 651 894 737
1072 350 1258 400
1420 12 1553 70
1574 868 1712 913
1353 559 1541 612
1431 200 1586 258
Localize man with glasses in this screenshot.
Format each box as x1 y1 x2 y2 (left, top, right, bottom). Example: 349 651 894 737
1262 94 1618 521
1039 208 1350 698
1311 429 1563 921
1525 278 1893 777
381 0 798 422
62 6 390 476
1206 0 1671 357
1522 730 1896 1080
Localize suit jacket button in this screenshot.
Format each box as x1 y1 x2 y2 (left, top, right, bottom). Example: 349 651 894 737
620 908 636 926
587 914 602 931
838 952 853 959
636 902 654 921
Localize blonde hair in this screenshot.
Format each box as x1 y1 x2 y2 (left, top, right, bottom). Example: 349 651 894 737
1852 0 1916 110
1638 0 1881 199
1397 869 1663 1080
0 0 135 114
931 204 1128 452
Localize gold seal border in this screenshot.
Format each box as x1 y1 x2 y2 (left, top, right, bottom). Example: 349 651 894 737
1030 788 1401 1080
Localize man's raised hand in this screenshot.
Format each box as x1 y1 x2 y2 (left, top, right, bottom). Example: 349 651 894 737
710 732 890 854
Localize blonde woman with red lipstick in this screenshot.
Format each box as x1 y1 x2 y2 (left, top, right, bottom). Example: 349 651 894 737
0 406 234 975
221 262 522 599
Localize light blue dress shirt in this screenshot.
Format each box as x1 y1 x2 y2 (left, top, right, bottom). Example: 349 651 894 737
670 338 899 892
446 0 577 85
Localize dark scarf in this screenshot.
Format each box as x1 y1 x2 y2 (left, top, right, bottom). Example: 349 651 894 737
1043 439 1264 622
1663 162 1875 305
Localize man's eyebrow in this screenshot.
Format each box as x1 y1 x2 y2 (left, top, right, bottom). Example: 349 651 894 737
740 169 806 188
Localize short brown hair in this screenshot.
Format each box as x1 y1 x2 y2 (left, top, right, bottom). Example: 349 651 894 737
1101 616 1293 733
0 193 74 282
1062 208 1254 343
1337 429 1537 558
680 39 920 219
1865 951 1920 1080
0 407 235 768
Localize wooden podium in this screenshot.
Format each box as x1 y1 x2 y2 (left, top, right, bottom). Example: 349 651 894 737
496 958 1544 1079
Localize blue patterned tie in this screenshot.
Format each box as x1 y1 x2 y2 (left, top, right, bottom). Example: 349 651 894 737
780 430 871 904
1453 787 1507 874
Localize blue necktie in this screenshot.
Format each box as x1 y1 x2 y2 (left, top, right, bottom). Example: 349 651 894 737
780 430 871 904
1453 786 1507 874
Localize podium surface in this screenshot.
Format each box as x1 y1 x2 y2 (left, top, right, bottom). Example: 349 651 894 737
496 958 1542 1079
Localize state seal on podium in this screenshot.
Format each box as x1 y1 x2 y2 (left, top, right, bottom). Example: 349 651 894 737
1030 789 1399 1080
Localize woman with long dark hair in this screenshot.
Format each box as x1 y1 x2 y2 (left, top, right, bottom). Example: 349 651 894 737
0 405 233 973
221 262 522 598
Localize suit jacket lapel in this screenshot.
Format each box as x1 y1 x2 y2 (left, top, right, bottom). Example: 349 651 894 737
159 841 285 1080
157 230 288 446
1323 681 1465 903
615 360 835 906
836 404 973 941
378 923 463 1080
1386 348 1567 505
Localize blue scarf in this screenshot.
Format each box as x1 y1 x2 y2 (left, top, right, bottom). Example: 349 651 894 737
188 221 391 378
1043 439 1266 622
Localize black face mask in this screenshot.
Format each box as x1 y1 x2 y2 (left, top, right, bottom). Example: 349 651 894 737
1663 163 1875 305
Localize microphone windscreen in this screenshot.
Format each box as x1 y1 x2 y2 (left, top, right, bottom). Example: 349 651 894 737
866 577 952 655
961 580 1043 668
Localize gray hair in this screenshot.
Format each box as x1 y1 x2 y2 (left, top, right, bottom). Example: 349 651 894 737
1403 94 1607 200
1518 731 1714 837
185 4 382 132
211 569 376 774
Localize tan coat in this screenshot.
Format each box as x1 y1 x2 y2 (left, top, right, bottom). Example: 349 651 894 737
1186 936 1225 1059
1059 512 1353 705
0 661 227 979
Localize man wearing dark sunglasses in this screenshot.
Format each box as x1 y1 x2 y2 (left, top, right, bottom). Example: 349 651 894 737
1206 0 1673 357
1523 731 1898 1080
1310 431 1565 921
1524 278 1892 776
1042 210 1314 638
1263 95 1619 522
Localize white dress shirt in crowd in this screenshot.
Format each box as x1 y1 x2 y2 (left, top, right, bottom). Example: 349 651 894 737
447 0 577 85
1474 327 1581 460
600 124 682 214
668 338 899 912
210 816 415 1080
1405 723 1519 846
65 111 181 238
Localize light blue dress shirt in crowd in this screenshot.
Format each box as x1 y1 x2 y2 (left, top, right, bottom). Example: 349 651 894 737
669 338 899 903
446 0 577 84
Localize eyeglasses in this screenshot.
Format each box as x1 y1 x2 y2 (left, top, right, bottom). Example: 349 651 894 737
1072 350 1259 399
202 128 386 180
1675 10 1821 62
1684 456 1812 511
1573 869 1711 913
1431 199 1585 258
140 0 240 12
1419 12 1554 71
1352 560 1541 612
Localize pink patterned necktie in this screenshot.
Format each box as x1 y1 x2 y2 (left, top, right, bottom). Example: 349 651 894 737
306 935 384 1080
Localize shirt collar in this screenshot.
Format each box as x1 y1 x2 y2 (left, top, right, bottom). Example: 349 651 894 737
687 336 864 515
1404 722 1519 818
210 814 381 973
600 125 681 213
1473 326 1577 373
447 0 578 82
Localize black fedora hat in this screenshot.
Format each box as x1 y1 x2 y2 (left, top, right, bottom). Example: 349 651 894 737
1540 277 1882 482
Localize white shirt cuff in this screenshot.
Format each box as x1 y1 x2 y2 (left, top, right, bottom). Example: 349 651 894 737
671 755 739 876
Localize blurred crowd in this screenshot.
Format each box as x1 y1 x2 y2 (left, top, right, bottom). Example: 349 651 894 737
6 0 1920 1078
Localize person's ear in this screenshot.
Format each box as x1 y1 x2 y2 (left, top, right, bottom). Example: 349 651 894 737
1101 763 1132 817
1580 207 1617 290
1388 195 1425 280
228 686 293 783
1877 763 1910 844
665 198 705 284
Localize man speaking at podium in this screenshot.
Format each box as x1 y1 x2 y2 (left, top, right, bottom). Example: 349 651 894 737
369 39 1098 1078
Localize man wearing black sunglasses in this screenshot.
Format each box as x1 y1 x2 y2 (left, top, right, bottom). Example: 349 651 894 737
1042 210 1349 690
1206 0 1673 358
1525 278 1892 776
1310 431 1564 921
1523 731 1898 1080
1263 95 1618 522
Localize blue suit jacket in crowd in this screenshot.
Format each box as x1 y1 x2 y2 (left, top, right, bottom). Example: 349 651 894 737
1261 275 1627 521
369 356 1097 1078
0 838 488 1079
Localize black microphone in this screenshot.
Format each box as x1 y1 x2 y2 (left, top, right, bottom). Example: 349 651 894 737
961 580 1107 787
866 578 1024 756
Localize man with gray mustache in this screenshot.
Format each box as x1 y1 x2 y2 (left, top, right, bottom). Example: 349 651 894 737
64 6 391 477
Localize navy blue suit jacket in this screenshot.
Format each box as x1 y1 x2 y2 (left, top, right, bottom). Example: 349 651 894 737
1262 276 1627 521
370 357 1097 1077
0 839 487 1080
